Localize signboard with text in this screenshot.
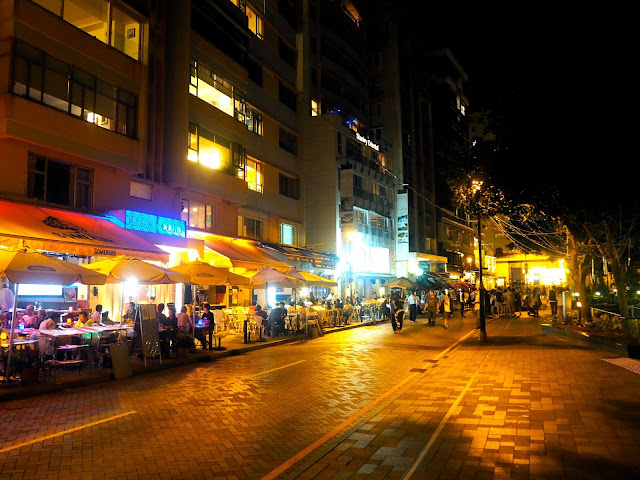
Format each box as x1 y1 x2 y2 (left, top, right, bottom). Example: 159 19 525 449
396 192 409 259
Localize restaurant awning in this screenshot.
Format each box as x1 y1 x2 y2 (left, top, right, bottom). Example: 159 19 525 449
0 200 169 262
201 234 291 271
259 242 339 270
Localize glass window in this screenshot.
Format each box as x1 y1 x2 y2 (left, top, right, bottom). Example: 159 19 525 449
190 60 245 120
12 41 137 138
280 223 298 246
311 99 319 116
278 128 297 155
279 173 299 199
246 104 262 135
245 157 263 193
110 5 140 60
188 123 243 177
238 216 262 240
246 5 263 39
181 199 214 231
63 0 109 44
27 153 92 209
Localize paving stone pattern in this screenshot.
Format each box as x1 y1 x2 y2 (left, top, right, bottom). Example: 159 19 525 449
1 313 640 480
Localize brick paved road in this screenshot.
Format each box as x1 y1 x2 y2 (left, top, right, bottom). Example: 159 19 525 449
1 312 640 479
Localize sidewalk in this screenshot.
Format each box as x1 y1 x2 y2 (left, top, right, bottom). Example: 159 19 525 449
0 319 380 403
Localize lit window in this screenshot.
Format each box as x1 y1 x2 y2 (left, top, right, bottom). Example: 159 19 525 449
280 223 298 246
190 61 246 121
188 123 238 175
456 95 461 110
245 157 263 193
34 0 141 60
181 199 214 231
461 104 466 116
247 5 263 39
311 99 319 116
246 104 263 135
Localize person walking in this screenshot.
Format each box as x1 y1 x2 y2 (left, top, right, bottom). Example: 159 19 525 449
408 291 417 322
426 290 439 327
549 286 558 315
442 291 452 329
390 294 404 333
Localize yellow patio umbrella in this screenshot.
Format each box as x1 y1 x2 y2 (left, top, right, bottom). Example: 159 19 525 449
169 260 251 286
249 266 304 310
169 260 252 330
83 256 187 323
83 256 188 284
285 268 338 287
0 246 108 381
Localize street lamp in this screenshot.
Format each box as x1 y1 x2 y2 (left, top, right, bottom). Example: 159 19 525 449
472 179 487 341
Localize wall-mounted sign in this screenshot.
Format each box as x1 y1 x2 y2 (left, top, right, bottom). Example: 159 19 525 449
125 210 186 238
396 192 409 259
355 132 380 151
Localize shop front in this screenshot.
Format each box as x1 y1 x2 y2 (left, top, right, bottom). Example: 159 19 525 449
0 200 169 317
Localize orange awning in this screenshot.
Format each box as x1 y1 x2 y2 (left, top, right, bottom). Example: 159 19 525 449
201 234 290 271
0 200 169 262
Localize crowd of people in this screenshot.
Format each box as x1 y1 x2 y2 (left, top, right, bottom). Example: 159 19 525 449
382 284 565 333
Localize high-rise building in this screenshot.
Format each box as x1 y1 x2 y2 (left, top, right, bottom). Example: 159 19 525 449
301 0 397 300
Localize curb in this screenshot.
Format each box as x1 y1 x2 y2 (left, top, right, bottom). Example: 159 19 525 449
541 323 640 358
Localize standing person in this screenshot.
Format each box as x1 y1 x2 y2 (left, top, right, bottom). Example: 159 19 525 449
504 287 515 317
548 286 558 315
468 289 476 313
407 291 417 322
514 288 522 317
0 283 15 313
426 290 439 327
442 291 452 329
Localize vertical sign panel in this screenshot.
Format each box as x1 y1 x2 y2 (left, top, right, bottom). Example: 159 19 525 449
396 192 409 259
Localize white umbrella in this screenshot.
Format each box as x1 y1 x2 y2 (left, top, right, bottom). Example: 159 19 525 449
0 247 107 381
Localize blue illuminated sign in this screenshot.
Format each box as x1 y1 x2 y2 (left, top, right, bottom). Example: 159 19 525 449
125 210 186 238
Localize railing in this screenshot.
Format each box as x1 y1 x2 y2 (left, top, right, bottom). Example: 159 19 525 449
628 305 640 319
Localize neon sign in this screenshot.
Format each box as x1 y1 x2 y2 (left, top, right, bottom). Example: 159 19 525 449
125 210 186 238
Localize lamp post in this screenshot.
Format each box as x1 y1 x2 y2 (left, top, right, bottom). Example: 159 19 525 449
472 180 487 341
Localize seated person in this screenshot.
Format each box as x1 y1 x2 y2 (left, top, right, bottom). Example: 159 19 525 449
124 302 136 320
34 308 47 329
162 306 178 329
200 303 214 324
74 310 92 327
101 311 114 325
22 305 37 327
267 301 287 336
156 303 168 325
177 305 191 331
91 305 103 324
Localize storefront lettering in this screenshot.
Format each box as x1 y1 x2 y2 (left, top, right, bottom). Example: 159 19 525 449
44 216 117 244
94 248 117 256
355 132 379 151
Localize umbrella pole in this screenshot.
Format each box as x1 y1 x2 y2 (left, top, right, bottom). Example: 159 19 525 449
191 284 196 336
4 283 19 382
119 281 125 324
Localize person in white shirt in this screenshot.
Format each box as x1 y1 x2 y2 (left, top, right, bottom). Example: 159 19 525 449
407 291 417 322
0 283 14 312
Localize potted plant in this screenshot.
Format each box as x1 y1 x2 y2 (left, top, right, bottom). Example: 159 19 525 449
174 330 195 359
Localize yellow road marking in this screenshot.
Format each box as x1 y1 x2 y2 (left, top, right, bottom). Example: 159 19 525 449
0 411 138 454
251 360 306 378
260 329 477 480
